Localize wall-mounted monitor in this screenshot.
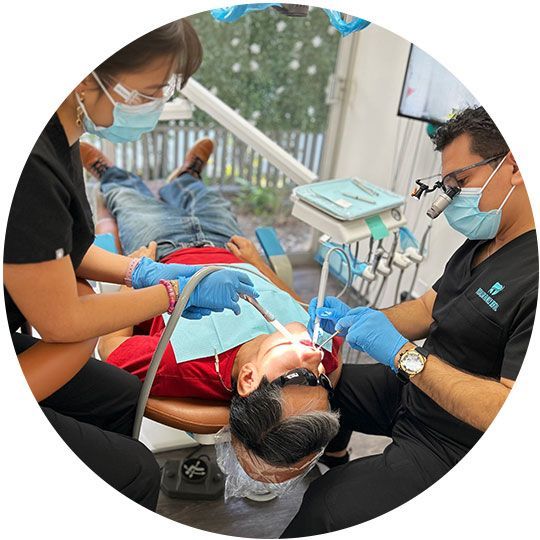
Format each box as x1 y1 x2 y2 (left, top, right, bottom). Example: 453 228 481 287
398 45 480 124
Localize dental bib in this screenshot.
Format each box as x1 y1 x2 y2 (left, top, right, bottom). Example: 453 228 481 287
164 263 332 363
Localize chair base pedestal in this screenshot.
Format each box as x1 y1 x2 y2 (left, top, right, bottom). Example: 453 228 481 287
160 456 224 500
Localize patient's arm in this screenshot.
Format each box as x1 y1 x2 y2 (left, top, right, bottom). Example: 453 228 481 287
226 236 303 303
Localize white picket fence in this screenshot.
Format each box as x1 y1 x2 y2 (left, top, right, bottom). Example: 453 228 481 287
86 122 325 189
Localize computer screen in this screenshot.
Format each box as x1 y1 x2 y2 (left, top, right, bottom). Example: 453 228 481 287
398 45 480 124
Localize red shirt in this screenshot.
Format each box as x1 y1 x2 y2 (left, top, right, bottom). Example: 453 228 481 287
106 247 342 400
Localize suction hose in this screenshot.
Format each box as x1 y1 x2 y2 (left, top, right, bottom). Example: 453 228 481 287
132 266 225 439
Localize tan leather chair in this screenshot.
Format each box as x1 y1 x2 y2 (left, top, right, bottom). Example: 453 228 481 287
145 396 229 436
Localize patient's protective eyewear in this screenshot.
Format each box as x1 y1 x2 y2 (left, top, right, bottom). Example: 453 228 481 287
272 368 334 398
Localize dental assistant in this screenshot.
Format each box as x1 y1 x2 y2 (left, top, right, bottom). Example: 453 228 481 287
283 107 538 536
3 19 257 511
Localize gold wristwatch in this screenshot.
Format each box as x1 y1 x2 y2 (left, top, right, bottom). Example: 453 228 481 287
396 346 428 383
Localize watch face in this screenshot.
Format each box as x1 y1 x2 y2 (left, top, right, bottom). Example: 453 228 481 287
402 351 425 374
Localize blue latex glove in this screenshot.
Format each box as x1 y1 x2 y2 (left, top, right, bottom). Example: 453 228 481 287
180 270 259 315
181 306 212 320
131 257 202 289
307 296 351 336
336 307 408 371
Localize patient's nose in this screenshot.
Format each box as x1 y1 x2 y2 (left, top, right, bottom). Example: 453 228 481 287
298 344 323 372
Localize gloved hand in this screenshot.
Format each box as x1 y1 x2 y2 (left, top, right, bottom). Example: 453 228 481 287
180 270 259 315
181 306 212 320
336 307 408 371
307 296 351 336
131 257 202 289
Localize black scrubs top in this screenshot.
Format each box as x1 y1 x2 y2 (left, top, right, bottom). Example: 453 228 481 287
3 114 95 334
403 230 538 450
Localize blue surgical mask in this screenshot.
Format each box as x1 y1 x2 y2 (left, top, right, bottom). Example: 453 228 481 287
76 72 165 143
444 155 514 240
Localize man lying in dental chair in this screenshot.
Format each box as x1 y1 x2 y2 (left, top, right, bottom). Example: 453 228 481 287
81 139 343 482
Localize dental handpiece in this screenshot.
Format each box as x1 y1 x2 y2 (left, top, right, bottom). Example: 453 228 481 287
312 255 331 346
239 293 275 322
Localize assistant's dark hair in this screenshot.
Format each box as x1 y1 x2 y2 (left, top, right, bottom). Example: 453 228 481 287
229 377 340 467
95 18 202 88
431 106 509 164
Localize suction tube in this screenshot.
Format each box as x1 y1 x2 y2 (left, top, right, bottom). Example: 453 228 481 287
132 266 226 439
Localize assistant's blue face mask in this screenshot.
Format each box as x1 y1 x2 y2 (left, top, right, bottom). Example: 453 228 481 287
444 155 514 240
76 72 166 143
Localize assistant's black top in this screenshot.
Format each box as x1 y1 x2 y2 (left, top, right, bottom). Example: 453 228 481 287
4 114 94 333
403 230 538 450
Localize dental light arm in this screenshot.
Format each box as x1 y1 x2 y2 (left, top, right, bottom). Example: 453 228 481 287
180 79 317 186
132 266 225 439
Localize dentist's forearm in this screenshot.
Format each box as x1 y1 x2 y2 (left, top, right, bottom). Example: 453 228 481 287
394 344 511 432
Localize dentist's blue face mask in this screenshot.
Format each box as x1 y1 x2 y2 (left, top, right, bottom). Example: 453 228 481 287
444 155 514 240
76 71 169 143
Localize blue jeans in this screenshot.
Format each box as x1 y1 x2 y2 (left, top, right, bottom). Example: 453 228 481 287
100 167 242 261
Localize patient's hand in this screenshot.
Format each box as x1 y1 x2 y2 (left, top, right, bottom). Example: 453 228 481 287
226 236 265 267
128 241 157 261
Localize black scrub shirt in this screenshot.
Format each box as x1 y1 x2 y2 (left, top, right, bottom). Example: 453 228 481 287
3 113 95 334
403 230 538 449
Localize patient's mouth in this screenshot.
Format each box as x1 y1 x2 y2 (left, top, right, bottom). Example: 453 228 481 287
300 339 317 349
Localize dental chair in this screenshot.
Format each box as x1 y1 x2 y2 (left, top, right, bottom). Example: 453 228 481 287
93 205 291 500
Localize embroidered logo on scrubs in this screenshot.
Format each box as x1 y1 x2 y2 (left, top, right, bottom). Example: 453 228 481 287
476 282 505 312
488 282 505 296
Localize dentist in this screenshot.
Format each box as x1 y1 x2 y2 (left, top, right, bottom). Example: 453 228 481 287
4 19 257 511
283 106 538 536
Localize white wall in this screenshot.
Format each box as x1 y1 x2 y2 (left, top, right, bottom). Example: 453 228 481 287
328 24 465 304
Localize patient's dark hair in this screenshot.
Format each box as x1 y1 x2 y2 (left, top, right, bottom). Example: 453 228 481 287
431 106 509 165
229 377 340 467
95 18 202 89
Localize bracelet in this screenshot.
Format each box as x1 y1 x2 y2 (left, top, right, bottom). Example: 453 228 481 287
124 257 141 287
159 279 178 314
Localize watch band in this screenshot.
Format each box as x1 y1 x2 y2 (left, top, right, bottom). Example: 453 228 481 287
396 368 410 384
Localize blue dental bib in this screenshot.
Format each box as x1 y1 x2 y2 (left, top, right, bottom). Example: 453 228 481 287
163 263 332 363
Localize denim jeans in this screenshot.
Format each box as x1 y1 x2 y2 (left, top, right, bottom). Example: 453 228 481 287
100 167 242 261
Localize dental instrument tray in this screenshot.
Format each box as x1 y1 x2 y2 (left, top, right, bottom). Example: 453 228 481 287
291 178 404 221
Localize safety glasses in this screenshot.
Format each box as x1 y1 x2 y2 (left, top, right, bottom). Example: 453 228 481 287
412 152 507 199
93 71 180 106
272 368 334 398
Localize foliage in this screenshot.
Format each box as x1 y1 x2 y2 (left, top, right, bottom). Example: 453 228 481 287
189 7 341 132
233 177 291 219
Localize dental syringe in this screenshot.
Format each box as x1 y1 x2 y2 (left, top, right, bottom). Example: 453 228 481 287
240 294 299 345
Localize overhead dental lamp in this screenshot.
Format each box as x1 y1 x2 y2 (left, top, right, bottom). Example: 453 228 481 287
211 4 371 36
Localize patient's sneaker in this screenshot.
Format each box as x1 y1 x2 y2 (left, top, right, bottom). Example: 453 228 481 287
80 142 113 179
166 138 214 182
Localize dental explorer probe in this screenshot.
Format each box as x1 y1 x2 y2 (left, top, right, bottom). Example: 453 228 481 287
316 330 341 350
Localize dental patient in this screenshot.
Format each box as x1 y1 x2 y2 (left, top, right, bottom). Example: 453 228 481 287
81 140 342 479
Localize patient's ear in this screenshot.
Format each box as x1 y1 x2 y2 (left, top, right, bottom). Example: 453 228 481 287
236 363 261 397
